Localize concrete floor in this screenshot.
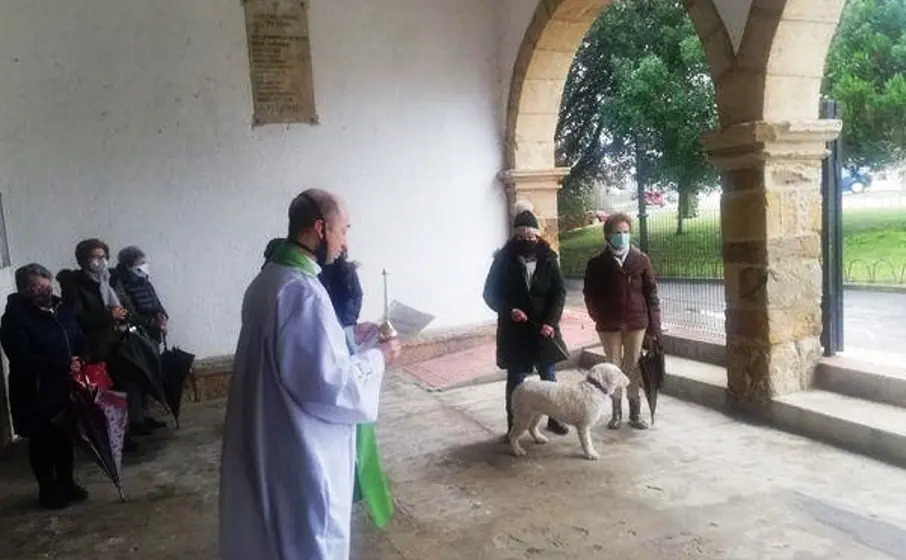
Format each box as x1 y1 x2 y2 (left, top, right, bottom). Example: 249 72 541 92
2 371 906 559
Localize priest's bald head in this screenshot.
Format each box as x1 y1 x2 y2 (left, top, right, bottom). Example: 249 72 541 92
288 188 350 265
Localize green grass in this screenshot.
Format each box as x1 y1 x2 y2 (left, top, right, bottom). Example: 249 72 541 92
560 208 906 285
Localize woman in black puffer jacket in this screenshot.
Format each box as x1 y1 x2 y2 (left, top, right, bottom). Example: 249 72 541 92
0 263 89 510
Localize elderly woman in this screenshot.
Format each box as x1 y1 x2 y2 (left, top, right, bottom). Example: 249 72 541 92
111 245 168 345
110 245 169 433
57 239 142 449
583 212 661 430
483 201 569 437
0 264 89 509
316 245 363 328
56 239 126 362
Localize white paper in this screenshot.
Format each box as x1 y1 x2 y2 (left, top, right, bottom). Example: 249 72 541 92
383 300 435 341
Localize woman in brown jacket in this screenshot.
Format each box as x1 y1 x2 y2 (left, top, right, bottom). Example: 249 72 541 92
583 212 661 430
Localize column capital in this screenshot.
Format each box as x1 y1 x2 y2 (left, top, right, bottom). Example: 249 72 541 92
499 167 570 189
701 120 842 171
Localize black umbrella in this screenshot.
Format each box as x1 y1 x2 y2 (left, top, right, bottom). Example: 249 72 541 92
115 328 174 422
160 336 195 429
638 338 666 424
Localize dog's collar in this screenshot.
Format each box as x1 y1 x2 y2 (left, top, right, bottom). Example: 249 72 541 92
586 377 612 396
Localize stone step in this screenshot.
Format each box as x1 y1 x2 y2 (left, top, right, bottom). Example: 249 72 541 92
579 346 727 411
581 345 906 467
773 390 906 467
814 356 906 408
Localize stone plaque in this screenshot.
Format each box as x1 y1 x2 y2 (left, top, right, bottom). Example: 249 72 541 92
244 0 318 126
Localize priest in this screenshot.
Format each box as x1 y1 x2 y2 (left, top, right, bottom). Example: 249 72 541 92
219 188 401 560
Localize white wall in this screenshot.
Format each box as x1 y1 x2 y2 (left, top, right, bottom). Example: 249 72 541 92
0 0 509 358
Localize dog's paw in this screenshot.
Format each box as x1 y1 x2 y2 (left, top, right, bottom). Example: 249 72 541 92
532 433 550 444
511 447 527 457
583 450 600 461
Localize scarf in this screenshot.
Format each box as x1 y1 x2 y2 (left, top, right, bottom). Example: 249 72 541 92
269 241 394 529
86 267 121 308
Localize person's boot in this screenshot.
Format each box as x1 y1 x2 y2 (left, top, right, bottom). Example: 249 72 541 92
546 417 570 435
58 480 89 503
628 398 649 430
38 485 69 510
123 435 139 453
129 422 152 437
143 417 167 431
502 416 513 443
607 397 622 430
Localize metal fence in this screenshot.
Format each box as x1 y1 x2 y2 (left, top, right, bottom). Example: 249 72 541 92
640 193 726 342
598 189 726 342
839 190 906 285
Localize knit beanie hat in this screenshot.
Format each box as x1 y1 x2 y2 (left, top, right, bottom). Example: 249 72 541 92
512 200 540 236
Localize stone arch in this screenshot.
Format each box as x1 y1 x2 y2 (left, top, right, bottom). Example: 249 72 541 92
501 0 734 249
714 0 846 125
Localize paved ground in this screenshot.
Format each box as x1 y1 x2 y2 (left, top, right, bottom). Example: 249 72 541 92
3 371 906 559
571 282 906 356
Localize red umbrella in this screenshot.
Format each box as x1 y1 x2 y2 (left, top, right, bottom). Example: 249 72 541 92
56 363 129 501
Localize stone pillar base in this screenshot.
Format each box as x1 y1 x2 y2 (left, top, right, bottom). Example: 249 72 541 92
703 120 841 410
499 167 569 253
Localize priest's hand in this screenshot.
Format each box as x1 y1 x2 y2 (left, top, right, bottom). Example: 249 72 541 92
354 322 380 346
379 338 402 366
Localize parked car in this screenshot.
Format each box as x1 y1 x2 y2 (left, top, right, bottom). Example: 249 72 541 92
629 189 666 207
841 168 872 194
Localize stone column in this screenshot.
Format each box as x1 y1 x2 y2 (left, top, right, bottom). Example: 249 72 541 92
702 120 841 411
499 167 570 253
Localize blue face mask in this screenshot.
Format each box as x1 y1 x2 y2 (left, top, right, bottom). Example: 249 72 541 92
608 232 631 251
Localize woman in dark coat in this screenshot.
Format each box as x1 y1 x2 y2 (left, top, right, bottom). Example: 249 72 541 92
57 239 141 449
583 212 661 430
110 245 169 432
0 263 89 509
110 245 168 345
483 201 569 436
317 246 364 328
56 239 126 364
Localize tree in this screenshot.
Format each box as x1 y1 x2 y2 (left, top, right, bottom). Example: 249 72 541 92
823 0 906 170
556 0 718 235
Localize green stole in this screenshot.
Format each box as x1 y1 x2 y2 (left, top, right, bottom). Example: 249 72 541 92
269 242 393 529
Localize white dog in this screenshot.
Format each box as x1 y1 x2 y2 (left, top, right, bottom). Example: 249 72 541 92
508 363 630 460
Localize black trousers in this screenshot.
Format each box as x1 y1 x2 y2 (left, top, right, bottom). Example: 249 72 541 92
27 425 75 491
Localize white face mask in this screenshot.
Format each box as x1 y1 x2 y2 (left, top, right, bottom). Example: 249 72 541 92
89 258 107 273
132 263 150 278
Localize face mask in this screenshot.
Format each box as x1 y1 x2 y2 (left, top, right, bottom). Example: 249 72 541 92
608 232 631 251
31 288 53 309
514 239 537 257
89 258 107 273
132 264 150 278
